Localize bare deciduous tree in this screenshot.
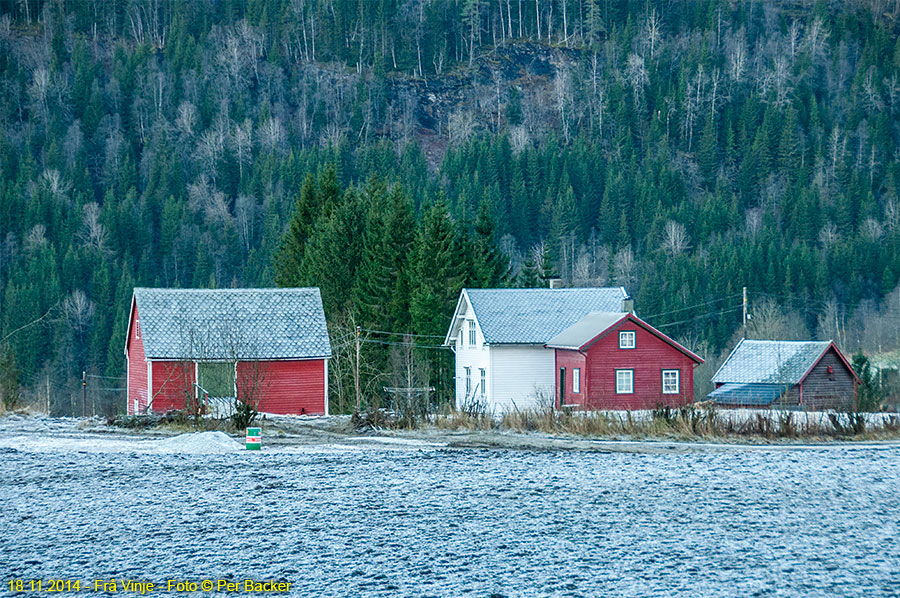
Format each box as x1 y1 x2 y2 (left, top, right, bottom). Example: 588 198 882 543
805 17 828 61
80 203 110 253
25 225 47 251
788 20 802 63
175 101 197 137
624 53 648 111
231 118 254 179
259 116 285 154
727 27 747 82
195 122 226 179
614 246 637 287
40 169 71 201
188 175 231 224
885 198 899 233
862 217 883 241
747 298 807 341
661 220 690 257
553 64 573 142
645 9 661 60
63 290 95 334
27 67 51 123
448 108 475 145
510 125 529 153
819 222 839 247
234 194 257 254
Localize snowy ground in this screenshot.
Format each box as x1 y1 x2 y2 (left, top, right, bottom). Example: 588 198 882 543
1 415 899 597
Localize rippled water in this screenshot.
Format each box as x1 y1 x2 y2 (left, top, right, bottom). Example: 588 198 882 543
1 431 899 597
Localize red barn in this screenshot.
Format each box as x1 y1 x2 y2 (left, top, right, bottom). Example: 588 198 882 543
125 288 331 416
546 312 703 410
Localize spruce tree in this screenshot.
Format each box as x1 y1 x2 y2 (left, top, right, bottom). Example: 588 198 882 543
410 201 467 337
470 201 509 287
274 173 321 287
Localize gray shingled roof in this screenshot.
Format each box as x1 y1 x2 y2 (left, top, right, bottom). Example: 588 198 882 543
545 312 628 349
460 287 629 345
133 288 331 360
711 339 830 385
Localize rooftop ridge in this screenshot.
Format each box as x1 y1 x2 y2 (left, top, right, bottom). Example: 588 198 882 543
134 287 319 293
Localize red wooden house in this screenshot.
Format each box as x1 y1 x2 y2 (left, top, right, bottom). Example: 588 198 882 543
125 288 331 416
546 312 703 410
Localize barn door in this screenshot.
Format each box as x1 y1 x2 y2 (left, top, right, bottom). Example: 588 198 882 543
559 368 566 408
198 362 236 398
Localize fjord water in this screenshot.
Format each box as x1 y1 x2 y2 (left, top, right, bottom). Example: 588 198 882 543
1 435 898 597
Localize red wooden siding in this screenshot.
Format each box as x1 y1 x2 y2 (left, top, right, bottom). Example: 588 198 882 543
151 361 194 412
556 316 697 410
556 349 587 408
237 359 326 415
126 301 148 415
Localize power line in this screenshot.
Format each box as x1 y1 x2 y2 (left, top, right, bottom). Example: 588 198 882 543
360 338 450 350
655 305 743 329
642 293 743 321
358 327 446 339
0 302 58 344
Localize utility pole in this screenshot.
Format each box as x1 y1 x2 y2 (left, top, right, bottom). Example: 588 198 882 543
742 286 748 335
81 371 87 417
355 326 361 413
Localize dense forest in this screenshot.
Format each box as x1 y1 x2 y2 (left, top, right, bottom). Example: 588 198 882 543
1 0 900 413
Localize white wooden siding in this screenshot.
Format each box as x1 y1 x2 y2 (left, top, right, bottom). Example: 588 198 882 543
488 345 555 413
453 299 491 409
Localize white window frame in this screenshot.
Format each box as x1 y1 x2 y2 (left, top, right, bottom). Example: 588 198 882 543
616 369 634 394
479 368 486 398
573 368 581 394
464 367 471 395
135 319 141 340
619 330 635 349
662 369 680 394
468 320 476 347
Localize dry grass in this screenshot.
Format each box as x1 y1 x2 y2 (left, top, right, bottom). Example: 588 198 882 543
432 404 900 442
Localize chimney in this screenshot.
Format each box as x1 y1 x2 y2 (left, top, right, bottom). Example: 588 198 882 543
548 278 563 289
622 298 634 313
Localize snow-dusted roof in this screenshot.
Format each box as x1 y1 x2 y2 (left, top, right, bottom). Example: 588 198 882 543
711 339 831 385
708 382 787 406
132 288 331 360
545 312 628 349
448 287 630 345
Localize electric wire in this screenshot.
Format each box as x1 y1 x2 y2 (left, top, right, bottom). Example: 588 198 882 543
642 293 743 321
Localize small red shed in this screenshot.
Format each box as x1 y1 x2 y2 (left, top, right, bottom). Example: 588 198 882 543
125 288 331 416
546 312 704 410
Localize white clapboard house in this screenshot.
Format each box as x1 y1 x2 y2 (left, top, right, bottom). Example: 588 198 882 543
444 287 632 413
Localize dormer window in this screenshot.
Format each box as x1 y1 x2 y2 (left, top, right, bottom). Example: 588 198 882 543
619 330 635 349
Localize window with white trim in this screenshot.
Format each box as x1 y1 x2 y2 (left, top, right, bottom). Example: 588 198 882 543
616 369 634 394
573 368 581 393
135 319 141 339
662 370 680 394
468 320 476 347
479 368 486 397
464 367 472 395
619 330 635 349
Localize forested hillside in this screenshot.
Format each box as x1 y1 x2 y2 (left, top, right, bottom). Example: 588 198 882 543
2 0 900 413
